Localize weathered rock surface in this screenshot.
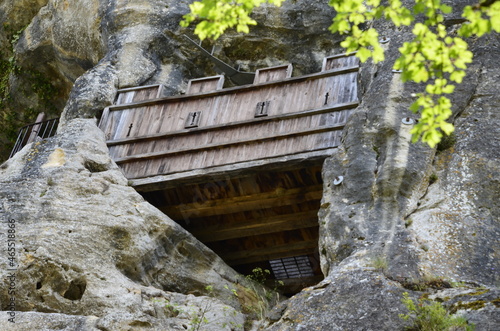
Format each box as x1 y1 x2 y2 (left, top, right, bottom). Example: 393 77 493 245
0 0 498 330
0 119 259 330
262 7 499 331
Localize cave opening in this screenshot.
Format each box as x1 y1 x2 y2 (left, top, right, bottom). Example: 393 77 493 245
138 161 325 296
97 53 359 296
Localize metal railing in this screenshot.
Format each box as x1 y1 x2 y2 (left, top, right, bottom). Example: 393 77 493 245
9 117 59 158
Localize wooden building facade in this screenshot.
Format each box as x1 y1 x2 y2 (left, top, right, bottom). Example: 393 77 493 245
99 53 359 293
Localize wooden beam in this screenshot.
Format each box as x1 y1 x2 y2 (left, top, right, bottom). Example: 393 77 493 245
116 84 164 93
114 126 343 164
132 150 332 192
162 185 323 219
189 210 319 242
106 101 358 146
221 239 318 266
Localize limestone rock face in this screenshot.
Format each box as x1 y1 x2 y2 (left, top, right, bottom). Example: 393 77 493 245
0 0 499 330
260 4 500 330
0 119 254 330
318 32 499 284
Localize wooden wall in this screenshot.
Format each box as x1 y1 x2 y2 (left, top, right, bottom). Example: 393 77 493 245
99 53 359 180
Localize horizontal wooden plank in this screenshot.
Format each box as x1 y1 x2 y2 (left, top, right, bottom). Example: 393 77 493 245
100 65 359 113
222 239 319 266
116 84 164 93
189 210 319 242
114 125 344 164
162 184 323 219
132 149 334 191
106 101 358 146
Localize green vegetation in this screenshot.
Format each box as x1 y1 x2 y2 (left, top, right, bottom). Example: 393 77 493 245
400 275 452 292
429 173 438 184
0 23 58 161
399 292 475 330
244 268 283 318
370 256 388 272
451 300 486 313
182 0 500 148
154 277 282 330
245 267 271 284
155 285 243 330
181 0 286 40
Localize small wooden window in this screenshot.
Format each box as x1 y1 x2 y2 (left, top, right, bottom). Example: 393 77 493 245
255 101 271 117
185 111 201 128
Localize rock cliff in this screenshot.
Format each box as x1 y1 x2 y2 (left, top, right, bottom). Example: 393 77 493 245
0 0 498 330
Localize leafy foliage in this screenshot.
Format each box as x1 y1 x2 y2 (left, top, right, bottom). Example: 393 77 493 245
329 0 498 147
245 267 271 284
399 292 474 330
182 0 500 148
181 0 285 40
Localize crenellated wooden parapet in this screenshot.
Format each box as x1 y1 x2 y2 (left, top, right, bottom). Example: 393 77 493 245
99 53 359 182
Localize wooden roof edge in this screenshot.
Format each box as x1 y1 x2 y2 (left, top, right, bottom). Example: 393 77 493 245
116 84 165 93
324 51 358 60
255 63 293 72
105 65 360 111
130 148 337 192
106 101 358 146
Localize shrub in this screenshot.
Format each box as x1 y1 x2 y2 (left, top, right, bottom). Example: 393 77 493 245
399 292 474 331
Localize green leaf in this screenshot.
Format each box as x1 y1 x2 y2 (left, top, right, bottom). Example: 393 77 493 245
357 47 371 62
450 70 466 83
442 84 455 94
181 0 285 40
440 4 452 14
441 122 455 135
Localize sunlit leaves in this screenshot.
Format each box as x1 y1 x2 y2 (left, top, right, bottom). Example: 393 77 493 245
410 94 454 148
330 0 478 147
181 0 285 40
385 0 414 26
339 27 385 62
394 23 472 84
329 0 415 64
182 0 499 148
460 1 500 37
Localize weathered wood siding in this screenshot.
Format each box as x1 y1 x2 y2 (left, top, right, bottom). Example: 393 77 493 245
187 75 225 94
99 54 359 179
254 64 293 84
115 84 165 105
322 53 359 72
